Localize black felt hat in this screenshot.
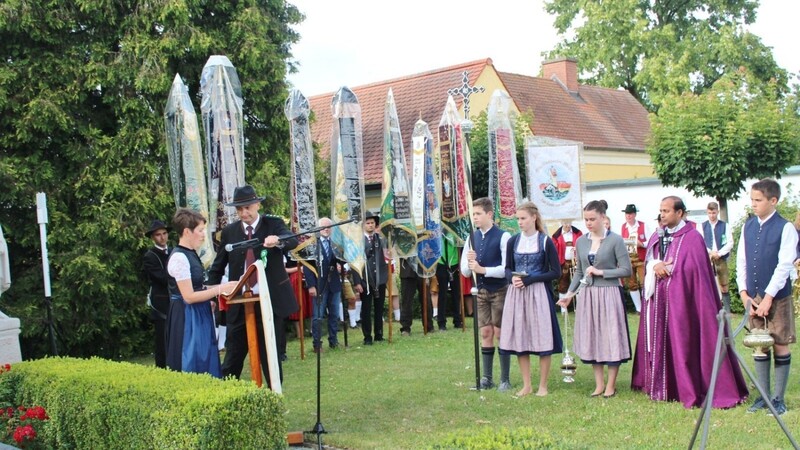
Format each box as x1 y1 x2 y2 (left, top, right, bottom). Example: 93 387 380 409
365 209 380 223
225 185 265 207
145 220 171 237
622 204 638 214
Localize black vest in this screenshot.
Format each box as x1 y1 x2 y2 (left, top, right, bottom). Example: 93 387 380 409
473 226 506 293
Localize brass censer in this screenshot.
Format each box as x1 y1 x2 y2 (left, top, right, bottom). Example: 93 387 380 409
743 309 774 357
560 310 577 383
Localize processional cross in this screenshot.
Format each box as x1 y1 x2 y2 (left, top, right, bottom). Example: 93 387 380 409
448 71 485 121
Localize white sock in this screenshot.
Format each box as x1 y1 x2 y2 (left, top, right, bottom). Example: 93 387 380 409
339 303 344 321
355 301 362 319
216 325 227 351
393 308 400 321
433 307 439 317
559 293 567 313
630 291 641 313
349 309 357 327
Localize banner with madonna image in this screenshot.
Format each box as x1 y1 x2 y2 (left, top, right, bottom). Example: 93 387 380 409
524 136 584 221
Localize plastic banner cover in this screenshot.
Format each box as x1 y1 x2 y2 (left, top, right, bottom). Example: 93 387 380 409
411 119 441 278
329 86 366 276
487 89 522 234
438 96 473 246
200 55 245 243
164 74 215 267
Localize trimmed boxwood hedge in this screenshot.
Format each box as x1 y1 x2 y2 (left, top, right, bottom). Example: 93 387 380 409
0 357 286 449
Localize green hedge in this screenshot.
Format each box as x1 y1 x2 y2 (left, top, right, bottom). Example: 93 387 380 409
0 357 287 449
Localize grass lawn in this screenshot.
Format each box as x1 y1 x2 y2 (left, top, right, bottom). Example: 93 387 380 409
272 313 799 449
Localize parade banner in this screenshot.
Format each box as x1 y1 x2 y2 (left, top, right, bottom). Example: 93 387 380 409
411 119 441 278
487 90 522 234
284 89 319 268
330 87 366 276
438 96 473 246
164 74 215 267
524 136 584 220
379 89 417 258
201 55 245 246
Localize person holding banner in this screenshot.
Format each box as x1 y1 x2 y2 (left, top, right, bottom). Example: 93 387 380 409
500 202 562 397
207 185 299 385
461 198 512 391
166 208 238 377
358 212 388 345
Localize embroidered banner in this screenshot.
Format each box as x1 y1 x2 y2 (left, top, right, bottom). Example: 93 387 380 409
524 136 584 221
411 119 441 278
438 96 473 246
379 89 417 258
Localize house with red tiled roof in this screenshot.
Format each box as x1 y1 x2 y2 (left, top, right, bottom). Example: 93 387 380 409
308 57 652 209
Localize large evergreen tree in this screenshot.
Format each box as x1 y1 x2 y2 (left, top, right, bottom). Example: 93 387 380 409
0 0 301 358
544 0 788 111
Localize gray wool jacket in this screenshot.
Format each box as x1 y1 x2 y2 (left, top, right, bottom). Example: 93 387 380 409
568 232 632 292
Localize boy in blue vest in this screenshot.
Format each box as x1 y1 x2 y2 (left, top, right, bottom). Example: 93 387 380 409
697 202 733 312
737 179 798 415
461 198 512 391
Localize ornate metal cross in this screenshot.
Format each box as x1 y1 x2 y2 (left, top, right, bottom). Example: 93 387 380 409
448 71 485 121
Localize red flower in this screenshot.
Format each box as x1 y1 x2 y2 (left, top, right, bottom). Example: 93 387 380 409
12 424 36 444
20 406 48 421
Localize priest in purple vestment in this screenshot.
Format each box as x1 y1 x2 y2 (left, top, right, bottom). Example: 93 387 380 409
631 196 748 408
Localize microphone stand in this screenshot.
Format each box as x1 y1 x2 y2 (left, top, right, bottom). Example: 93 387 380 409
306 218 353 449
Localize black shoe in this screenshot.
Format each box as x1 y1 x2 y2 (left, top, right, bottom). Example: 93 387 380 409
363 338 373 345
438 325 447 331
374 335 384 342
329 343 339 349
280 353 288 362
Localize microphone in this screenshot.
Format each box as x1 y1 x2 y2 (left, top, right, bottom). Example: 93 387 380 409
657 227 665 259
224 238 260 252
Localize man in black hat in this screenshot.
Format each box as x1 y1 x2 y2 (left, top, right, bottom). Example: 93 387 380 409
207 185 299 385
620 203 649 313
143 220 172 368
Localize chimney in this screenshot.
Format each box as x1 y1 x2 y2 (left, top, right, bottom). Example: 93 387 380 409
542 57 579 92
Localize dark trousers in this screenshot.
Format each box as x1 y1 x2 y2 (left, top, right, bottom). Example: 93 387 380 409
400 276 433 332
311 289 341 348
361 283 386 341
153 315 167 369
222 308 285 388
435 264 463 328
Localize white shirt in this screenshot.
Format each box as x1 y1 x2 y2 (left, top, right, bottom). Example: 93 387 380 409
167 252 191 281
736 211 798 298
696 219 734 257
517 231 541 253
460 227 511 278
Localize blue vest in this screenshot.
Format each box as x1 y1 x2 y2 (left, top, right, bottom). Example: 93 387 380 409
167 246 206 297
743 214 792 299
702 220 729 260
473 225 506 293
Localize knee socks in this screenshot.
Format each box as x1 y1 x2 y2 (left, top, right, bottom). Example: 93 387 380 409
499 353 511 384
774 353 791 402
630 291 641 313
481 347 495 382
754 352 771 399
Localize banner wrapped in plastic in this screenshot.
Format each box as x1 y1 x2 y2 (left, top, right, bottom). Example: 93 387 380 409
524 136 585 221
411 119 441 278
487 89 522 234
330 87 366 276
284 89 319 265
201 55 245 245
164 74 215 267
379 89 417 259
438 96 473 246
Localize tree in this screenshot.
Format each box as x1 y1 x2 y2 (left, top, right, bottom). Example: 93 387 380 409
544 0 788 111
648 70 800 218
0 1 301 358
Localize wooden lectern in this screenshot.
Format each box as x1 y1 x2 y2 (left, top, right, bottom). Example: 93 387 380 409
220 260 281 393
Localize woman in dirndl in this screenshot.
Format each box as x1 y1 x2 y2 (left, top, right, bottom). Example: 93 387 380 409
499 202 562 397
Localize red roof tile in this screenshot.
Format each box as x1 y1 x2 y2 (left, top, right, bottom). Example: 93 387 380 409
307 59 650 186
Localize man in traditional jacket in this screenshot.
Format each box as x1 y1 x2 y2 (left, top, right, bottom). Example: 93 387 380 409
357 211 388 345
207 185 299 385
142 220 172 368
696 201 734 312
631 196 748 408
303 217 344 351
620 204 648 313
